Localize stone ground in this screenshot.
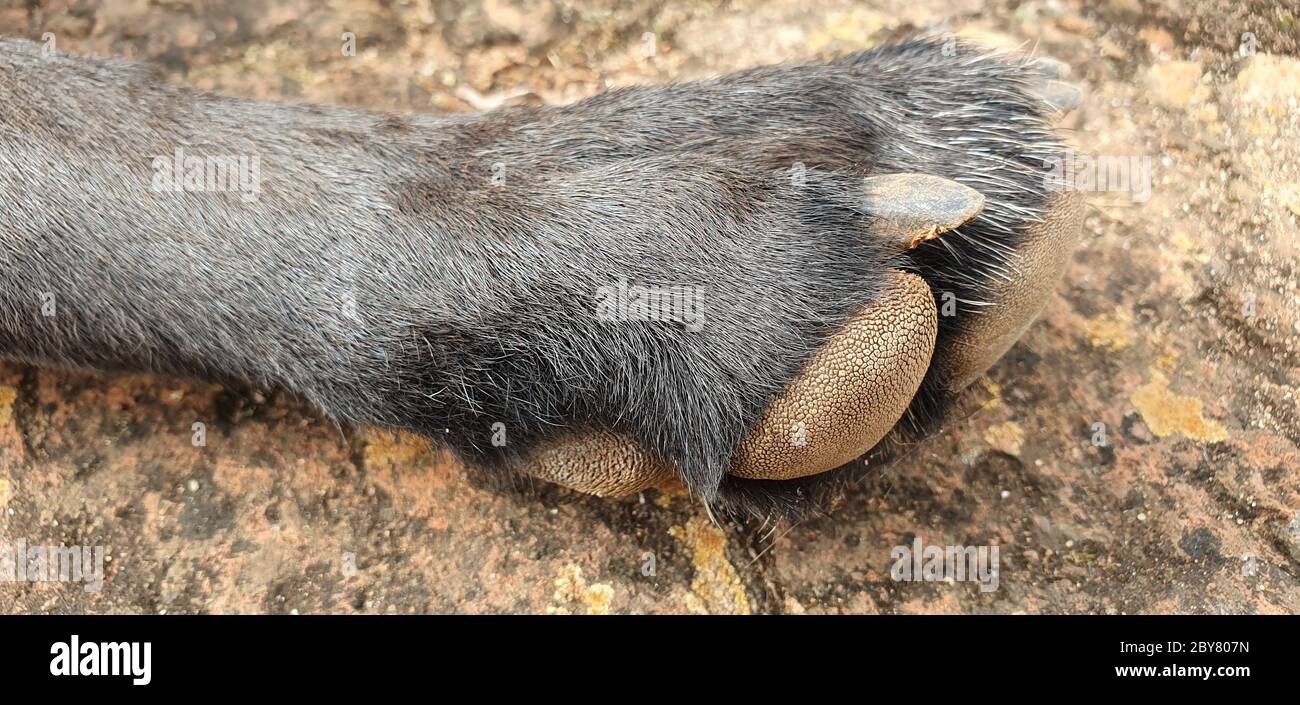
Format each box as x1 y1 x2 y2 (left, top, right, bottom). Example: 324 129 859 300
0 0 1297 614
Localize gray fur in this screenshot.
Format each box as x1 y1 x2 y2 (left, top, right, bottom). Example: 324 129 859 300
0 37 1062 517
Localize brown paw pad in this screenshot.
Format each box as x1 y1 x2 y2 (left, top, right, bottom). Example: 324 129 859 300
524 270 939 493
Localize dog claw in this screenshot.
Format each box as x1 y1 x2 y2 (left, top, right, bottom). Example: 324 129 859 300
1031 56 1071 79
1033 79 1083 113
861 174 986 250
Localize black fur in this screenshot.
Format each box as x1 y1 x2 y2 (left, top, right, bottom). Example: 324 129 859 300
0 37 1062 518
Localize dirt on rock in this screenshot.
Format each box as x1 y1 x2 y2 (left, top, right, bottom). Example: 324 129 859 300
0 0 1296 614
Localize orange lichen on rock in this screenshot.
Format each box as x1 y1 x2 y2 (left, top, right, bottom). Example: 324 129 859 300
1131 371 1229 443
669 518 751 615
0 385 16 427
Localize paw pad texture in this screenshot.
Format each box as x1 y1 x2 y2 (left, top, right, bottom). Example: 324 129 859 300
730 270 937 479
526 271 938 491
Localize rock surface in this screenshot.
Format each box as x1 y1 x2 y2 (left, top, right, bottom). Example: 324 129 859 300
1 0 1296 614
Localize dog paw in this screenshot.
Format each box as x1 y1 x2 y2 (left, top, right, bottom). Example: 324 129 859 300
419 39 1086 517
